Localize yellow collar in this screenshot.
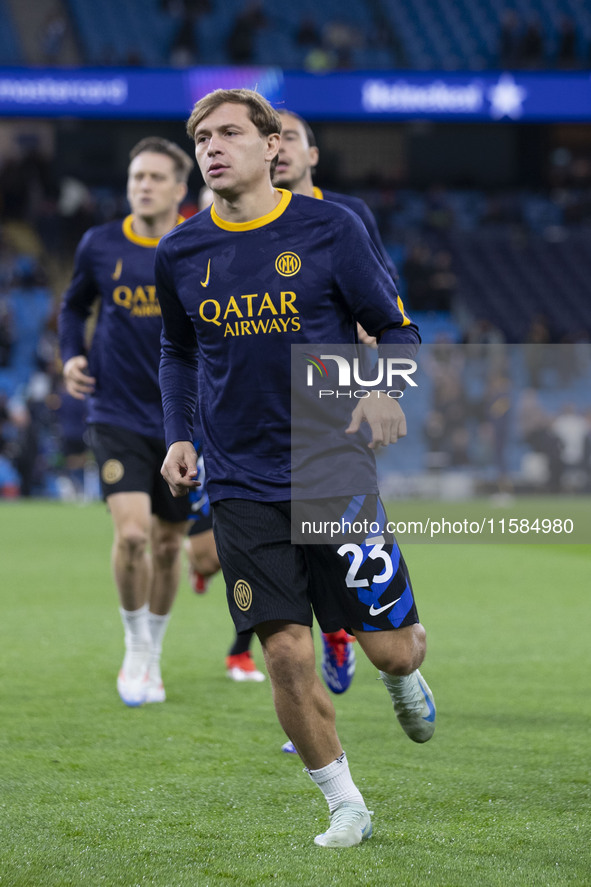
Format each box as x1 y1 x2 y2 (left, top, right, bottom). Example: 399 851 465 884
211 189 292 232
122 214 184 247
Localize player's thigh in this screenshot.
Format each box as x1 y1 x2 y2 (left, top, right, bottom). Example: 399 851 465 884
212 499 312 633
107 490 152 538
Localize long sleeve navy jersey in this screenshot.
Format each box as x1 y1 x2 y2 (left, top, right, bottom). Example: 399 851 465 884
58 215 180 438
157 189 418 503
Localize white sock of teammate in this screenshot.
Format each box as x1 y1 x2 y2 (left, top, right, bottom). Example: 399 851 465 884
119 603 150 679
147 611 171 675
306 752 365 813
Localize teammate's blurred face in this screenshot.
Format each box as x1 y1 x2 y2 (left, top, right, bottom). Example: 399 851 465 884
127 151 186 222
193 102 279 197
273 113 319 191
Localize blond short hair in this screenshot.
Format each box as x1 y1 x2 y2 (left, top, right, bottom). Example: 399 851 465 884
129 137 194 184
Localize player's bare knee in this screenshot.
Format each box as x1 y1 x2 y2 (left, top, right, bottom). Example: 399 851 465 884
258 626 315 690
116 525 149 562
153 535 183 570
362 623 426 675
377 651 419 676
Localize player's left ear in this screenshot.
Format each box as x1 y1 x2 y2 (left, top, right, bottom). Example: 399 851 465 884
265 132 281 164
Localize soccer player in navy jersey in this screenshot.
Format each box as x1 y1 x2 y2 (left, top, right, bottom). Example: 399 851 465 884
157 89 436 848
58 137 194 708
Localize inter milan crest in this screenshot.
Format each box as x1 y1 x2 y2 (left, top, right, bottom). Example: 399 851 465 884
101 459 124 484
233 579 253 611
275 252 301 277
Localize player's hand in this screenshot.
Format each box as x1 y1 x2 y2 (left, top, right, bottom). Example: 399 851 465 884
63 355 96 400
161 441 201 497
345 391 407 450
357 322 377 348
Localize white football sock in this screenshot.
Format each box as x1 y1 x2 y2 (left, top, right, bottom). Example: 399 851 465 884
147 611 171 664
306 752 365 813
120 603 151 651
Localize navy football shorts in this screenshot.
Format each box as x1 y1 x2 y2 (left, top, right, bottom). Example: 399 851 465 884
212 496 419 635
88 422 190 523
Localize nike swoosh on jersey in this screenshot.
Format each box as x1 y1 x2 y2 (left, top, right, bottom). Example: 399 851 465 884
368 595 402 617
200 259 211 288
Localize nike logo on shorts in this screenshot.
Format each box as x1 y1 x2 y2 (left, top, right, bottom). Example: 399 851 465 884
368 595 402 617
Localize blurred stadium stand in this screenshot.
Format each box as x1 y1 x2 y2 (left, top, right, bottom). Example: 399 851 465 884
9 0 585 70
1 0 590 496
65 0 176 66
0 0 24 64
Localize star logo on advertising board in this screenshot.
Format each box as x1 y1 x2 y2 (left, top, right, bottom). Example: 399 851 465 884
487 73 527 120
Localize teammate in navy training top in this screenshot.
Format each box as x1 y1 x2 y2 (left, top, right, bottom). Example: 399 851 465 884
274 109 398 286
272 109 402 704
58 136 194 709
157 89 436 849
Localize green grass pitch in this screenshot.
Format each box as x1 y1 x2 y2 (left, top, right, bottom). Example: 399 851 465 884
1 500 590 886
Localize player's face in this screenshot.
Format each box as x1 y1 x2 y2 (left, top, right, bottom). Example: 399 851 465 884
273 113 319 190
193 103 279 197
127 152 185 221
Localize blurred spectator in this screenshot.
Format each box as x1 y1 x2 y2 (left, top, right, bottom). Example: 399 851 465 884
303 45 335 72
162 0 211 15
39 8 67 65
483 370 513 482
424 185 454 232
423 409 447 469
524 316 551 387
169 12 199 66
56 177 96 258
0 392 20 497
481 192 522 226
403 242 432 311
322 19 358 69
0 299 15 367
295 15 321 50
517 389 563 491
5 401 39 497
0 142 57 224
463 318 506 347
428 250 457 312
552 404 589 476
520 15 544 68
433 371 469 426
226 0 267 64
556 16 578 69
498 10 521 68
